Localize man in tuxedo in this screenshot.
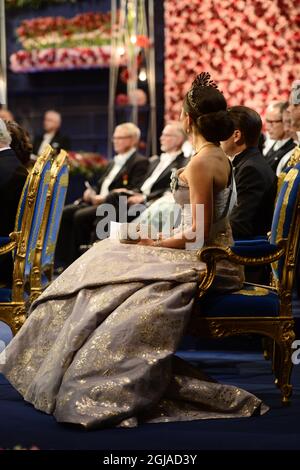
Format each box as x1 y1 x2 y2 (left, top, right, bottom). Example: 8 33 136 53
221 106 277 282
110 122 187 209
55 122 148 266
276 107 299 175
264 101 296 172
0 119 28 283
33 110 70 157
94 122 187 240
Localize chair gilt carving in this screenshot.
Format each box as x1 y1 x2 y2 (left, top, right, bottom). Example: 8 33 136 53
30 150 69 302
0 145 53 335
189 163 300 404
277 146 300 196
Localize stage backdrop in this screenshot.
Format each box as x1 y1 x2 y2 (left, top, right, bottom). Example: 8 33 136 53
164 0 300 121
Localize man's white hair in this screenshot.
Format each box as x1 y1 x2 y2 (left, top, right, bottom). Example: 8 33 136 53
116 122 141 141
165 121 187 142
45 110 62 125
0 118 12 146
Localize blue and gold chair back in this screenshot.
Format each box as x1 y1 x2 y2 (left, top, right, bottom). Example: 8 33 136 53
270 162 300 283
0 145 53 335
42 152 69 273
30 150 69 300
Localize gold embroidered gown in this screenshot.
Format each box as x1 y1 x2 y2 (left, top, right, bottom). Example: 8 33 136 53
0 169 268 428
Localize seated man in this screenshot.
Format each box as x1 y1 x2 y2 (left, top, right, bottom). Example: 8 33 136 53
264 101 296 172
55 122 148 267
113 121 187 209
92 122 188 241
0 119 28 284
221 106 277 283
33 110 70 157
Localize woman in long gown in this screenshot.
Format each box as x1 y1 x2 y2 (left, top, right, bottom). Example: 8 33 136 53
0 73 268 428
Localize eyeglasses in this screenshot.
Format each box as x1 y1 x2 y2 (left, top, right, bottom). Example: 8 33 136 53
112 135 133 140
266 119 282 124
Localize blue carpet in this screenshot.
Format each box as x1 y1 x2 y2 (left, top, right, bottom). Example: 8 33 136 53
0 349 299 450
1 320 300 450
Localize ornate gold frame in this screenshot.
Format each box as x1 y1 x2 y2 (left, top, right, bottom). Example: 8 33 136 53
189 183 300 404
30 150 68 302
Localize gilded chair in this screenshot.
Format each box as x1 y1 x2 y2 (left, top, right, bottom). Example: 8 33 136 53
277 146 300 195
189 163 300 404
30 150 69 301
0 145 53 335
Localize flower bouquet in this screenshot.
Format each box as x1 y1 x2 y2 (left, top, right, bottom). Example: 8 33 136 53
67 151 108 179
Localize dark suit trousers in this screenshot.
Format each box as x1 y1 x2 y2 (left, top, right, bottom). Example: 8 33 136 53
55 203 97 266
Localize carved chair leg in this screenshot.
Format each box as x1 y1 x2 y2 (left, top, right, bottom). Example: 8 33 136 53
273 328 295 404
263 337 274 361
11 306 27 336
30 290 42 304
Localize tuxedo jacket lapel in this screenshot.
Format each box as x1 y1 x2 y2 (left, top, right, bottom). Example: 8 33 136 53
152 152 185 187
110 151 137 187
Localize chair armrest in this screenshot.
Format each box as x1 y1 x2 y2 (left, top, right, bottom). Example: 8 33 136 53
0 232 21 256
196 238 287 297
231 243 280 257
234 237 269 246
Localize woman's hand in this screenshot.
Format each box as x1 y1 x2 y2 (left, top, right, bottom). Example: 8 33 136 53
90 194 105 206
137 238 156 246
83 188 96 203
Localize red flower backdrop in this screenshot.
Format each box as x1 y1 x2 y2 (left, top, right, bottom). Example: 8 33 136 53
164 0 300 120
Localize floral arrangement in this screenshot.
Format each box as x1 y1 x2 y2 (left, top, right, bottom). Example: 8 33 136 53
10 46 113 72
164 0 300 119
10 11 134 72
67 151 108 179
16 12 112 50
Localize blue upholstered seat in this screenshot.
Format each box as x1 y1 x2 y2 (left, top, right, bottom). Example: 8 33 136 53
201 284 280 317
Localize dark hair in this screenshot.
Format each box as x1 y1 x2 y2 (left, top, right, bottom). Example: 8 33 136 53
183 73 234 142
5 120 33 166
228 106 262 147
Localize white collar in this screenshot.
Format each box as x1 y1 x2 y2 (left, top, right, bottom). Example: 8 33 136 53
114 147 136 162
160 150 182 160
0 146 11 152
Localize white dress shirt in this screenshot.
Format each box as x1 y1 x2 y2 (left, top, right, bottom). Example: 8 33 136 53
271 138 291 152
141 151 181 196
263 137 275 156
99 148 136 198
37 132 55 156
